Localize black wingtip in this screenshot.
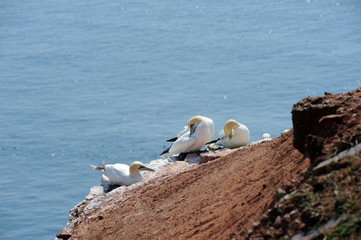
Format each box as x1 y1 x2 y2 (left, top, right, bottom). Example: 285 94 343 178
206 139 219 145
160 146 171 156
166 137 178 142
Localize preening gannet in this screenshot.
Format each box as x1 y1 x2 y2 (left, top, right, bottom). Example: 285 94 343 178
214 119 250 149
161 115 215 157
90 161 155 186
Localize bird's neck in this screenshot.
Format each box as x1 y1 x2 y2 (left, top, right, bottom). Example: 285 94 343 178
129 170 140 178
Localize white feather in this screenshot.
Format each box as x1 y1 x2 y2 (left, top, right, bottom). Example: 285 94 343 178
165 116 215 155
216 122 250 148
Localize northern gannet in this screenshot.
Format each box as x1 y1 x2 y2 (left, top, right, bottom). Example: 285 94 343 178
90 161 155 186
212 119 250 149
161 115 215 158
262 133 271 139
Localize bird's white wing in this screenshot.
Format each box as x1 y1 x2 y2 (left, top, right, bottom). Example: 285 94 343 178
218 129 226 139
169 134 197 154
177 126 190 138
166 126 190 143
216 129 230 147
104 164 129 184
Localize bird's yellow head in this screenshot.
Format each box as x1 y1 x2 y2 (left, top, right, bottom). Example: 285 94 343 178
129 161 155 175
187 115 203 128
224 119 239 137
187 115 203 136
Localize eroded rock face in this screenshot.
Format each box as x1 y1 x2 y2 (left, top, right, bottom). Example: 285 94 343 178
247 88 361 240
292 95 339 154
292 88 361 163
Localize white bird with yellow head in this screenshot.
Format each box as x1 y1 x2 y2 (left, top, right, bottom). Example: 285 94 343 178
90 161 155 187
161 115 215 158
215 119 250 149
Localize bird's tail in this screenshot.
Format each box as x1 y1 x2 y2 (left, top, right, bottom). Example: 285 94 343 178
90 161 108 172
206 139 218 145
166 137 178 142
160 146 171 157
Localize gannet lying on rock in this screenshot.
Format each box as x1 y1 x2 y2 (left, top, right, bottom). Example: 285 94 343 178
250 133 272 145
90 161 155 187
209 119 250 149
161 115 215 160
262 133 271 139
281 129 289 136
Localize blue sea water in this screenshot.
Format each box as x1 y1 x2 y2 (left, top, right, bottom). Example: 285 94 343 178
0 0 360 239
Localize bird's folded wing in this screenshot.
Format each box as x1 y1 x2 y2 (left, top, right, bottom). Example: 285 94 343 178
171 135 197 153
177 126 190 138
104 164 128 183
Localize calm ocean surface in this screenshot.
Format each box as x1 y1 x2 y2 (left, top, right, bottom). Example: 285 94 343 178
0 0 360 239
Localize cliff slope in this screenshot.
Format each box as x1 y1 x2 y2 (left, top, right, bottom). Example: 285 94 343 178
57 88 361 240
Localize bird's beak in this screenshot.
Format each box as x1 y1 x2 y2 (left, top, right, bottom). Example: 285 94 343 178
139 165 155 172
189 123 196 136
228 129 235 140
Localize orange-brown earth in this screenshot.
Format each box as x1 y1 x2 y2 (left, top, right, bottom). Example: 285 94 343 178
57 88 361 240
247 88 361 239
